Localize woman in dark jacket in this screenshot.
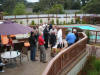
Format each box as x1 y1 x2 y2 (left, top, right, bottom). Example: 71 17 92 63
29 32 37 61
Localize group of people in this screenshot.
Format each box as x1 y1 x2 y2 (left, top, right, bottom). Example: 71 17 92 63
29 23 79 63
29 24 58 63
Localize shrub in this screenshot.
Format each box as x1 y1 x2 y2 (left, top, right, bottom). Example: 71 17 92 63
76 17 81 24
63 21 66 25
31 20 35 25
51 19 55 25
85 30 91 44
71 19 74 24
56 19 59 25
40 19 43 24
93 60 100 71
87 70 99 75
20 21 23 24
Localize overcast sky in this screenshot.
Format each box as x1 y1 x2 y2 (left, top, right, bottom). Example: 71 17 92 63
27 0 39 2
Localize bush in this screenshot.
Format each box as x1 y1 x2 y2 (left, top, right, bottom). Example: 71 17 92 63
51 19 55 25
63 21 66 25
85 30 91 44
93 60 100 71
87 70 99 75
31 20 35 25
71 19 74 24
76 17 81 24
20 21 23 24
56 19 59 25
40 19 43 24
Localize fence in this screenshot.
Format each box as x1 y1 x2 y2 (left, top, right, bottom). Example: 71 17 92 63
1 14 100 25
42 32 87 75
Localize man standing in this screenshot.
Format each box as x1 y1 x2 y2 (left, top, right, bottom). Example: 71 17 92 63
29 32 37 61
43 26 49 49
66 30 76 46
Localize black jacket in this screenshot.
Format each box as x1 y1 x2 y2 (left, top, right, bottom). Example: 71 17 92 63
29 36 36 47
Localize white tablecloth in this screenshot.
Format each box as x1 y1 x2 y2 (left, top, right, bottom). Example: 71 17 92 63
1 51 20 59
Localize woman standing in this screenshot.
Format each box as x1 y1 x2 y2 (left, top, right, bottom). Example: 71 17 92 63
38 32 47 63
29 32 37 61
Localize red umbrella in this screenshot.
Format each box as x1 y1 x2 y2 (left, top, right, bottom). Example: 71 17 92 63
0 20 33 35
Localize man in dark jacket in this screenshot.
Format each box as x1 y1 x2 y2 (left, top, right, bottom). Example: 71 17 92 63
29 32 37 61
43 26 49 49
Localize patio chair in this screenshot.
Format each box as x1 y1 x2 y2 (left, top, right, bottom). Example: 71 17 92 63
13 42 24 63
20 46 29 62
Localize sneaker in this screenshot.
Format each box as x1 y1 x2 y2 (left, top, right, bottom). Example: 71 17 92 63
0 70 5 72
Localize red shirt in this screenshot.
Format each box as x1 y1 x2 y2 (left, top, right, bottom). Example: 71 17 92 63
38 35 44 46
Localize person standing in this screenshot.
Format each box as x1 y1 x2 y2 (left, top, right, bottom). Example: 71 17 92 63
43 26 49 49
38 32 47 63
66 30 76 46
73 29 79 42
29 32 37 61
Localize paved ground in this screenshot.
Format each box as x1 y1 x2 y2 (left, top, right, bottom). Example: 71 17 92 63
0 48 52 75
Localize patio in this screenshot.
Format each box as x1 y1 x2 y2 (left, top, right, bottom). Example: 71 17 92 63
0 48 52 75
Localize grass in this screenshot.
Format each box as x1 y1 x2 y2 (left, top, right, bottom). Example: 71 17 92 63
78 56 100 75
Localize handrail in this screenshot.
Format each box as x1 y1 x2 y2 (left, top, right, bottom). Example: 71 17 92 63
42 32 87 75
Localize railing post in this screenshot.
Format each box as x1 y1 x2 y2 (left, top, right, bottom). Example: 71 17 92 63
95 31 97 44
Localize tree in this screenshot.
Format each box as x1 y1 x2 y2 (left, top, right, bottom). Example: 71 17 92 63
82 0 100 14
1 0 27 14
13 3 26 15
46 4 64 14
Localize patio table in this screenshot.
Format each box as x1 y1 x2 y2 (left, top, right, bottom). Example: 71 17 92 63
1 51 21 67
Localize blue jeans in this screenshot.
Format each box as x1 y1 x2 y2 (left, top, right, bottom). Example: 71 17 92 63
30 46 36 61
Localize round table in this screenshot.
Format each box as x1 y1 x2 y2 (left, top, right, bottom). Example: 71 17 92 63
1 51 21 68
1 51 20 59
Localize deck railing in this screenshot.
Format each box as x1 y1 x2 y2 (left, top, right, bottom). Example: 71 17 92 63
42 32 87 75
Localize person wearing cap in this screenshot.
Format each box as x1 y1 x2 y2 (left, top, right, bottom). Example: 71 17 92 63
73 29 79 42
66 30 76 46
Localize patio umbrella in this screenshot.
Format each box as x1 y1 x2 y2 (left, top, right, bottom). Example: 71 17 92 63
0 20 33 35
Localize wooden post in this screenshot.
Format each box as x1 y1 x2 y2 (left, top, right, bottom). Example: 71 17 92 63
95 31 97 44
0 12 3 20
75 13 77 24
48 14 50 24
26 15 29 25
38 14 40 25
56 14 57 25
66 14 67 24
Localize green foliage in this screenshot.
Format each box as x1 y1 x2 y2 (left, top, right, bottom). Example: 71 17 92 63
82 20 87 24
87 70 98 75
31 20 35 25
76 17 81 24
85 30 91 43
45 4 64 14
40 19 43 24
63 21 66 25
20 21 23 24
93 60 100 71
71 19 74 24
56 19 59 25
2 12 8 16
13 3 26 15
51 19 55 25
82 0 100 14
1 0 26 15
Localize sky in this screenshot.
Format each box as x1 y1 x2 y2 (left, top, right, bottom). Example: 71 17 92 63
27 0 39 2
